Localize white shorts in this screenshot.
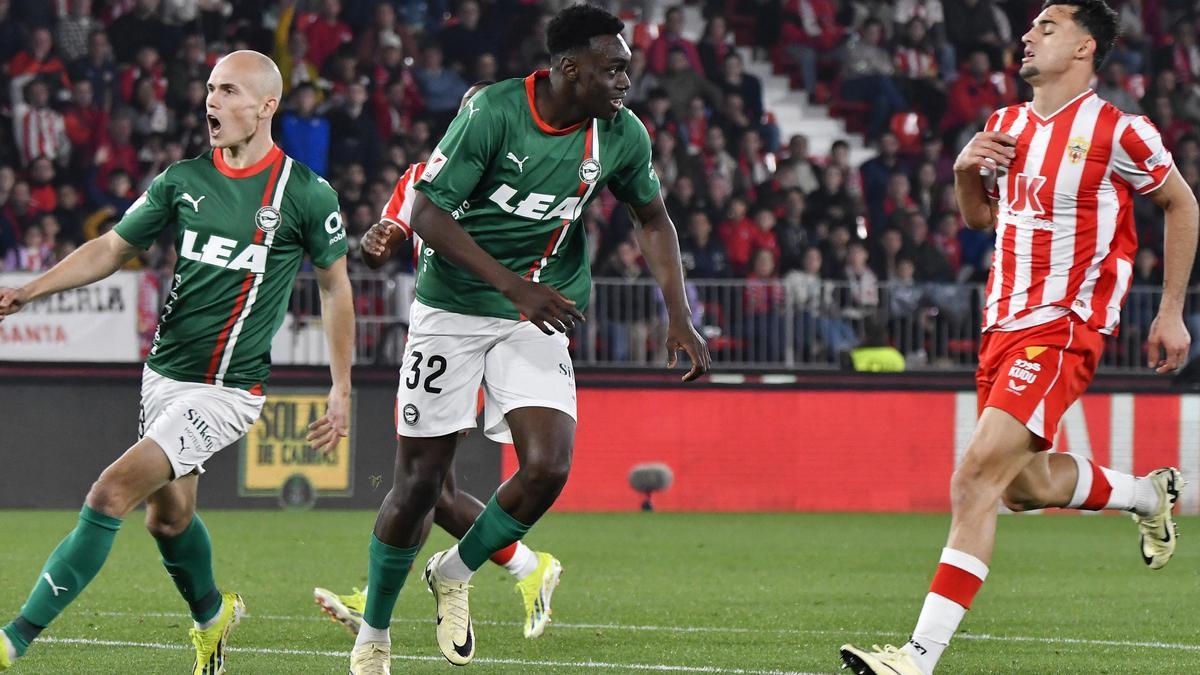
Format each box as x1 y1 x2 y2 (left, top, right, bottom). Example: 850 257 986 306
139 366 265 479
396 300 577 443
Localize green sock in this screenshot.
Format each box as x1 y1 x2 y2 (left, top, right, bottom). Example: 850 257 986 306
363 535 419 630
155 513 221 624
456 495 533 571
3 506 121 655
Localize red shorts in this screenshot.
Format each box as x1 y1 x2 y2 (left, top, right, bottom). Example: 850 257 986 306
976 315 1104 449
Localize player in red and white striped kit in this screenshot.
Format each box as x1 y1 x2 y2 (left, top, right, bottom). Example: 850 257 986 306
315 82 566 646
841 2 1199 674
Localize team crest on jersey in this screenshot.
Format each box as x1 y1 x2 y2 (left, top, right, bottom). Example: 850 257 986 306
1067 136 1091 164
579 158 601 185
255 206 281 232
402 404 419 426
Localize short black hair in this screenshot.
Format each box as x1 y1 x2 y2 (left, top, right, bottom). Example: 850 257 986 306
546 4 626 58
470 79 495 88
1042 0 1119 70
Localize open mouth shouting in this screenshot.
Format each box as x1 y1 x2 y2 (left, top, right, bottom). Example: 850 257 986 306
206 113 222 138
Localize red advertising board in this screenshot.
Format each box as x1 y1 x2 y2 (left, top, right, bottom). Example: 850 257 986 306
502 388 1200 514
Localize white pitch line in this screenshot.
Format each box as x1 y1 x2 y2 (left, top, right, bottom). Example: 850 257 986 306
81 610 1200 653
38 636 817 675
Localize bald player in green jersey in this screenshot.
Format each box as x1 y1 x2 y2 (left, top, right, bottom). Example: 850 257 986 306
0 50 355 674
349 5 711 673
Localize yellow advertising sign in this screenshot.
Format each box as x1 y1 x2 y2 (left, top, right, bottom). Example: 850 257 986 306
240 391 353 498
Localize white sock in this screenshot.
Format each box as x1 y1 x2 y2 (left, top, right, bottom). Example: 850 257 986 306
1064 453 1139 511
902 593 963 674
1132 476 1159 517
194 598 224 631
437 545 474 582
355 625 389 648
504 542 539 580
901 548 988 674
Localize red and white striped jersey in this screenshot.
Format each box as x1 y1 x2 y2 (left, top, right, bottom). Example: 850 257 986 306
380 161 423 240
13 104 70 165
981 89 1174 335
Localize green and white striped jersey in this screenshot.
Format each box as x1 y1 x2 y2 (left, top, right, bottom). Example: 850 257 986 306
115 145 347 391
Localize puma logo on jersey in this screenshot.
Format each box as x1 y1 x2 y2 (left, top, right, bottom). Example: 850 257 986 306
181 230 268 273
506 152 529 173
466 100 480 119
42 572 68 596
180 193 206 212
489 184 581 221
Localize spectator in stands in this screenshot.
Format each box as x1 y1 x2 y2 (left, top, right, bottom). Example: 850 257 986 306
661 47 723 121
780 0 842 96
680 210 729 278
808 164 858 231
3 222 53 272
911 160 939 219
294 0 353 70
626 46 658 109
719 196 760 274
640 88 680 144
648 6 702 75
894 17 947 128
354 2 406 67
719 52 764 125
873 227 905 281
664 174 698 226
27 157 57 214
941 49 1014 135
56 0 98 63
53 183 85 245
821 223 851 278
93 111 138 190
743 248 786 361
107 0 170 64
1143 69 1200 126
62 79 106 168
701 126 738 180
439 0 500 76
652 128 696 189
1114 0 1151 73
1148 94 1193 150
1161 19 1200 84
0 0 22 65
903 211 951 282
329 80 381 171
881 172 917 231
861 132 906 232
841 240 879 320
943 0 1006 69
734 130 774 195
778 134 821 194
118 44 166 105
1094 60 1142 114
71 29 117 109
775 189 809 273
8 26 72 99
597 238 654 363
839 19 907 141
281 83 331 178
166 33 210 107
413 43 468 125
13 79 70 168
786 246 845 358
698 16 734 82
131 77 172 137
931 210 962 274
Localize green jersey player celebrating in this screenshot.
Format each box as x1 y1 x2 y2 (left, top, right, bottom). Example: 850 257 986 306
0 51 354 674
349 5 710 673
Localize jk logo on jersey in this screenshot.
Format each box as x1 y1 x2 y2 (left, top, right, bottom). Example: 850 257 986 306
255 205 281 232
1010 173 1047 216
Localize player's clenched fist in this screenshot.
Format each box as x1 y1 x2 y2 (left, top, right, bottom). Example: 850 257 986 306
506 278 585 335
954 131 1018 174
0 287 30 320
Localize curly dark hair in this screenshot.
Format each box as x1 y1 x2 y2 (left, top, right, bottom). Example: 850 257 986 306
1042 0 1119 70
545 4 626 58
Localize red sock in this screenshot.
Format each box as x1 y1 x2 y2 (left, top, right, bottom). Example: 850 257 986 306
489 542 518 565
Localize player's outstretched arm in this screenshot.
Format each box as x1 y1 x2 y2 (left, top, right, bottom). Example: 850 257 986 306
1145 167 1199 374
628 195 711 382
408 191 584 334
953 131 1015 230
0 229 141 321
306 256 355 450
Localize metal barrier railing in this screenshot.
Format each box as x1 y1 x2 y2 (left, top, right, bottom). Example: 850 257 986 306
264 271 1192 372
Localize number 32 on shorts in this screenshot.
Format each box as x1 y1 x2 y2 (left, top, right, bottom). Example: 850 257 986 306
406 351 447 393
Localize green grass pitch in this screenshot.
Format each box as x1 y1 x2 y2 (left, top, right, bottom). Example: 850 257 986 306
1 511 1197 674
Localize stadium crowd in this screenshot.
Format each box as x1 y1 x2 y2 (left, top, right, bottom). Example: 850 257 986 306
1 0 1199 363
